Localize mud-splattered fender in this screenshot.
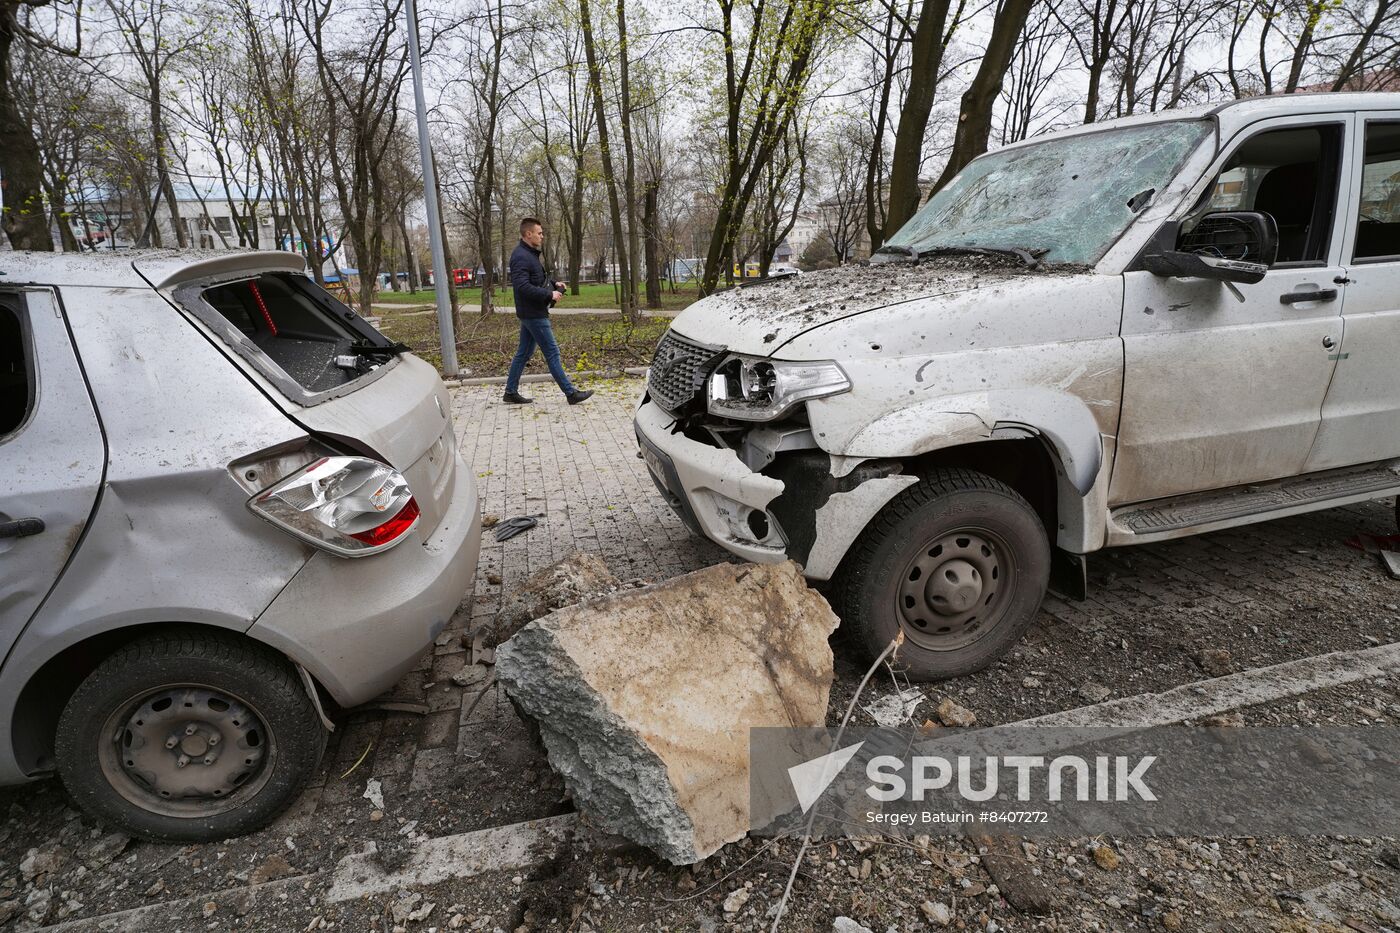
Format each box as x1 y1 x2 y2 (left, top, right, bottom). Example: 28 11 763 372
829 387 1104 497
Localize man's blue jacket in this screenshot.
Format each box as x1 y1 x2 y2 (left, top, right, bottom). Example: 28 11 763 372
509 240 554 320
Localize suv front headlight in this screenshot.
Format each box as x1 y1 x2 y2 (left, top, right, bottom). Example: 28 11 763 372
706 354 851 421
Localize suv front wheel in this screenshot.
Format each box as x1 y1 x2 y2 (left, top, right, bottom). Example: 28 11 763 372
833 469 1051 681
55 631 328 841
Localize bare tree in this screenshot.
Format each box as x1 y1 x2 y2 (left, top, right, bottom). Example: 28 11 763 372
238 0 337 276
451 0 526 315
295 0 411 311
579 0 633 315
518 13 596 295
1320 0 1400 90
11 30 94 249
930 0 1039 195
750 116 809 276
102 0 204 247
818 117 866 263
883 0 957 237
850 0 913 252
996 5 1076 143
2 0 83 250
697 0 836 295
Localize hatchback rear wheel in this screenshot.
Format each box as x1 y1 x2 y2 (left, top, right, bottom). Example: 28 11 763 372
55 631 327 841
833 469 1051 681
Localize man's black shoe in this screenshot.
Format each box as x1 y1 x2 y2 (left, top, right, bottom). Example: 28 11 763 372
502 391 533 404
566 389 594 405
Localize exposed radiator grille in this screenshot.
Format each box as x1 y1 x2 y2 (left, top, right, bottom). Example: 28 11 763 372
647 330 724 414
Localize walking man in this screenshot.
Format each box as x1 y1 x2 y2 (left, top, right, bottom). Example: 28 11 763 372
503 217 592 405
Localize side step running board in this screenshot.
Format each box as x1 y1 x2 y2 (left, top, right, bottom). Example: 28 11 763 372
1110 459 1400 543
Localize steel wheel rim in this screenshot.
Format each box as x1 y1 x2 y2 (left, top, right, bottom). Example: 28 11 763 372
895 528 1013 651
97 683 276 818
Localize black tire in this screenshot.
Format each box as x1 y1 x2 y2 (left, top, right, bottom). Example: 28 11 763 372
55 631 327 842
832 468 1051 681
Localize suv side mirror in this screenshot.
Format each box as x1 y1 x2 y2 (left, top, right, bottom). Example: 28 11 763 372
1144 211 1278 285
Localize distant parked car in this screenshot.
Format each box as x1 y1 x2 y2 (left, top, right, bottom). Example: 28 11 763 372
0 250 481 841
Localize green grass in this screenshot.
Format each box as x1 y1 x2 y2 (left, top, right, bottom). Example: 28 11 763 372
372 282 700 312
375 304 671 378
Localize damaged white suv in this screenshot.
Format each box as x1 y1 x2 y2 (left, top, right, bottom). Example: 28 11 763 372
637 93 1400 680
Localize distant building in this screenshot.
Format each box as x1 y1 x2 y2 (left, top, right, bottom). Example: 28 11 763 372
65 181 291 252
785 211 822 259
787 177 933 264
64 181 352 279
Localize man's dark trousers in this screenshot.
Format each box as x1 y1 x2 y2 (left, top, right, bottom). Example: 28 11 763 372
506 239 577 396
506 317 577 396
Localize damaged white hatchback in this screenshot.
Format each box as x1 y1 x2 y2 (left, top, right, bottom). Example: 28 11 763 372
637 93 1400 680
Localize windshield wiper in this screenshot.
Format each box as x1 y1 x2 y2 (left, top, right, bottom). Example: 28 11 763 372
872 244 917 257
918 246 1049 270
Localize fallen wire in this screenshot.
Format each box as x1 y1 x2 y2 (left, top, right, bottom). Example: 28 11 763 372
459 672 498 724
339 741 374 780
769 631 904 933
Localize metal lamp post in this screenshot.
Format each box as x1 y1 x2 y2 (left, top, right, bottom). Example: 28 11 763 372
405 0 459 377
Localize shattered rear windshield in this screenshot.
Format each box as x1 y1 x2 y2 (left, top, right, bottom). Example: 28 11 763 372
186 272 399 400
884 120 1211 265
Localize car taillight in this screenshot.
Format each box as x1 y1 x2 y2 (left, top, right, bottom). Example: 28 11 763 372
248 456 420 557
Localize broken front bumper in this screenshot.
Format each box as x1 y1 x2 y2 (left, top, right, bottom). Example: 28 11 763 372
634 400 788 564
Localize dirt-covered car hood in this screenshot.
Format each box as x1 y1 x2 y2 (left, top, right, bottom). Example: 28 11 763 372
667 256 1088 356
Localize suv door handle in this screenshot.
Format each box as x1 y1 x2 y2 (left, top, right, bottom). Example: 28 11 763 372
0 518 45 539
1280 288 1339 304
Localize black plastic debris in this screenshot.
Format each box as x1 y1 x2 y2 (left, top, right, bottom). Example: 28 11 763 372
493 515 540 542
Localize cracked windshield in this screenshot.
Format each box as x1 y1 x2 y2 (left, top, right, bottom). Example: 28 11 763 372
884 120 1212 264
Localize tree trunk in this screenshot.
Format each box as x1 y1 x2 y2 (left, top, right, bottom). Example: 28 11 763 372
883 0 953 237
1084 63 1103 123
437 178 461 334
568 170 585 295
617 0 640 322
863 11 898 251
929 0 1037 196
1284 6 1319 93
579 0 631 319
642 181 661 309
476 145 495 315
151 103 187 248
0 10 53 250
388 233 401 291
399 211 420 292
51 199 78 251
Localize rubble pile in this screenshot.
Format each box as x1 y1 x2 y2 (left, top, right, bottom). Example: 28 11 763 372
477 551 621 648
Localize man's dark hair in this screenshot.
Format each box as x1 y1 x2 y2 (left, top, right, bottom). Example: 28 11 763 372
520 217 542 236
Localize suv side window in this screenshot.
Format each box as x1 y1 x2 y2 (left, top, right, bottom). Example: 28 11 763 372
1354 121 1400 261
0 297 31 438
1201 124 1344 264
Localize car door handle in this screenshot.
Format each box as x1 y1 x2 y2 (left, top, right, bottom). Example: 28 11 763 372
0 518 45 539
1280 288 1338 304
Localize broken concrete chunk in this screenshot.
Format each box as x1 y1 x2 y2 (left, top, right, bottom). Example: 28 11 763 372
936 698 977 728
1194 648 1234 677
82 832 129 870
20 842 68 882
496 561 839 865
481 551 620 648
